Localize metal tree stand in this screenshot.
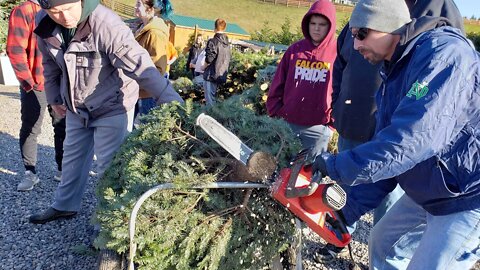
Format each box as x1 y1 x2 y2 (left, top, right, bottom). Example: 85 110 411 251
96 182 304 270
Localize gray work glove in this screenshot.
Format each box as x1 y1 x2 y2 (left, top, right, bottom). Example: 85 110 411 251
312 152 331 178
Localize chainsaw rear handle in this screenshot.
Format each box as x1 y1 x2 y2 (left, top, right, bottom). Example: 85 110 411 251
324 210 351 245
326 210 349 236
333 210 350 235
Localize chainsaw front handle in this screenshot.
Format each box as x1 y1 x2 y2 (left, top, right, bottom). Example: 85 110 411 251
285 165 323 198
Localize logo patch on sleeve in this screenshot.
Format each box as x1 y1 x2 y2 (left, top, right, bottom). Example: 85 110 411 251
406 81 429 100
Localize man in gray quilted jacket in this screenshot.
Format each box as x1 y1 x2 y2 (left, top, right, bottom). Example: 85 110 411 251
29 0 183 224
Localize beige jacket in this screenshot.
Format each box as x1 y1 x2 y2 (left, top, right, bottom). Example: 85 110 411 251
135 17 169 99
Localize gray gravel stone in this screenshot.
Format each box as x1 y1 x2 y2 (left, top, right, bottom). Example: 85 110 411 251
0 85 96 269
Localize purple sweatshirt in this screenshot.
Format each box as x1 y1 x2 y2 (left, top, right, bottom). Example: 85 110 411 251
267 0 337 126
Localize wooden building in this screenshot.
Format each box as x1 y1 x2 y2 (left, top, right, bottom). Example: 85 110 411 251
167 15 250 51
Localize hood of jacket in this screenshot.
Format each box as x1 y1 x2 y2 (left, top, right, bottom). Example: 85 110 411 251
385 16 451 73
136 16 169 37
79 0 99 24
301 0 336 48
213 32 229 46
405 0 465 34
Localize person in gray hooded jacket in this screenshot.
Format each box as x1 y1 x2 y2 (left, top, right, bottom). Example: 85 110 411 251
29 0 183 224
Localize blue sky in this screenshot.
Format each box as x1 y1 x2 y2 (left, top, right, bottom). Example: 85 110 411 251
454 0 480 19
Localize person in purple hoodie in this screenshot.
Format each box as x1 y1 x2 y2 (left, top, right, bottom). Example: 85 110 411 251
266 0 336 157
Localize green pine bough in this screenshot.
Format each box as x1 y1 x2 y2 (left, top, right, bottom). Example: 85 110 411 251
94 86 302 269
171 51 279 102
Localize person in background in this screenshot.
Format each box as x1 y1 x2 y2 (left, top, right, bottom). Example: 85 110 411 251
202 18 231 105
6 0 66 191
28 0 182 224
186 34 204 78
191 47 206 87
266 0 336 157
316 0 466 261
133 0 170 124
313 0 480 268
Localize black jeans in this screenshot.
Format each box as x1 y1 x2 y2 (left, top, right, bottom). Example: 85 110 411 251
19 88 66 172
48 105 66 171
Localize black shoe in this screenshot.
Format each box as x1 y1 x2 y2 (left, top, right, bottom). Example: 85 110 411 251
314 243 348 263
29 207 77 224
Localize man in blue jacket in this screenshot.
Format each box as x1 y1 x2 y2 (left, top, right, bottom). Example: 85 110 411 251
318 0 466 261
313 0 480 268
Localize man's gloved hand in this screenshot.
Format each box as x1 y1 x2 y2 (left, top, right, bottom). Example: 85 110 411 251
312 153 329 178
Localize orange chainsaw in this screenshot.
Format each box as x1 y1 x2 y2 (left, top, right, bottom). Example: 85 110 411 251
196 113 351 248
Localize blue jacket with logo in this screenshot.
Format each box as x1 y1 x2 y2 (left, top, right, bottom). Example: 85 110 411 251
325 20 480 223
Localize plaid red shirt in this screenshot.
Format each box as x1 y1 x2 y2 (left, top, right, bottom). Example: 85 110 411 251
6 0 44 91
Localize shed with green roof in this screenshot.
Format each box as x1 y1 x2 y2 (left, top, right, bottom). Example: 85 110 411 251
167 14 250 51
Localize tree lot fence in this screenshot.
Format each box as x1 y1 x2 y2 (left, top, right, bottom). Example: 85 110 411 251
258 0 354 12
465 19 480 25
258 0 314 8
101 0 135 18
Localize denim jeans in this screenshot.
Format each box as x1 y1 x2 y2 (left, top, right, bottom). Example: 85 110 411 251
47 105 66 171
369 194 480 270
53 109 134 211
338 135 404 226
137 98 156 116
193 75 204 87
203 80 217 105
289 123 333 157
133 97 157 128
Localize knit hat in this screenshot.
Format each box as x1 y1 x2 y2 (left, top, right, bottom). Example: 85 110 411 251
350 0 412 34
38 0 80 9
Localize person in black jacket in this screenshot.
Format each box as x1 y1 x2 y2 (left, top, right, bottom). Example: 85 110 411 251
202 18 231 105
186 34 204 78
316 0 466 262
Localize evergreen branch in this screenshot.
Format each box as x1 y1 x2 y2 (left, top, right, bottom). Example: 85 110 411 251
173 191 205 195
274 129 286 160
182 157 235 166
245 207 268 226
173 123 222 157
183 194 205 213
240 189 253 210
203 189 257 225
236 189 254 225
183 157 233 179
203 206 239 221
166 135 189 142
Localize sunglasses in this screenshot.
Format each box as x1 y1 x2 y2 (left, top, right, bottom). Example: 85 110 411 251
351 28 369 41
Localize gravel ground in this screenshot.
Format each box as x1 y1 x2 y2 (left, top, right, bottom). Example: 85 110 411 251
0 84 477 270
0 85 97 270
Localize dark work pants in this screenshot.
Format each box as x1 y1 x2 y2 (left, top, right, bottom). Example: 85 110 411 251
19 88 65 172
48 105 66 171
